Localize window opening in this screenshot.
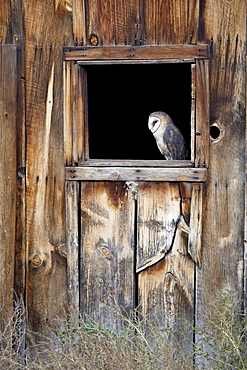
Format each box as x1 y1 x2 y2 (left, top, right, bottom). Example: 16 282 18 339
86 63 191 160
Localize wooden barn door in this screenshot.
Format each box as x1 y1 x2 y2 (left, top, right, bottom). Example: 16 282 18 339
66 177 206 335
64 50 209 336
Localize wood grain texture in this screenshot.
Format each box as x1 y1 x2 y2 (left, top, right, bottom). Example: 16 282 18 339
66 181 80 311
11 0 26 301
78 159 194 167
0 45 17 325
195 59 210 168
143 0 190 45
196 0 246 339
80 182 135 330
64 61 74 165
0 0 245 352
66 166 208 182
81 0 136 46
24 0 73 333
137 182 194 340
191 63 196 163
187 0 200 43
73 0 200 46
72 0 86 44
143 0 200 45
137 182 181 272
188 183 203 266
78 59 194 65
0 1 12 43
64 62 86 165
64 44 209 61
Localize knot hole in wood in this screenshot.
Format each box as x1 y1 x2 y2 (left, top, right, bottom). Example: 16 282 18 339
210 122 224 142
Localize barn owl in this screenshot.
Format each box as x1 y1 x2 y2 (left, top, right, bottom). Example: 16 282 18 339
148 111 188 160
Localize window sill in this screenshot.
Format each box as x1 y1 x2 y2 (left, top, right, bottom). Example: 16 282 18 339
78 159 194 167
65 166 207 182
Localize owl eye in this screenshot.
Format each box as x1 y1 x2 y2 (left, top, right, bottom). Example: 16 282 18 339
153 119 158 124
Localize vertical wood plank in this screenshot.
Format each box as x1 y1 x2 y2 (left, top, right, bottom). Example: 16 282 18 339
0 1 12 43
187 0 200 43
245 34 247 316
66 181 80 311
136 182 181 273
73 0 200 47
78 0 138 46
137 182 194 341
72 0 87 45
24 0 73 333
80 182 135 331
11 0 26 301
0 45 17 326
191 63 196 163
64 61 74 166
143 0 190 45
196 0 246 357
64 62 86 165
188 183 203 266
75 65 87 162
195 59 210 168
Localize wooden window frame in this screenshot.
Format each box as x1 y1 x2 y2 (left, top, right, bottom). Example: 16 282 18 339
63 44 209 182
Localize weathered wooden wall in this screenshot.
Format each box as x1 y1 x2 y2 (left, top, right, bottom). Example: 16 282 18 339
0 0 73 333
23 0 73 332
0 0 246 346
196 0 246 336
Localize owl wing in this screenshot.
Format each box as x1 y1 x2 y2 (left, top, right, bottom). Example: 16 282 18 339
163 124 188 160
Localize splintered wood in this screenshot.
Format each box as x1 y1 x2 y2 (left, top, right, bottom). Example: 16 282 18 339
1 0 246 351
66 181 80 311
137 182 195 336
78 180 203 338
24 0 72 333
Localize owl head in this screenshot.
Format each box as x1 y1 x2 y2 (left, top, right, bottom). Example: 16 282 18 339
148 111 172 133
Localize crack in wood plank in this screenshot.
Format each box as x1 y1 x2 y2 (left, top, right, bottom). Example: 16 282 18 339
137 182 203 272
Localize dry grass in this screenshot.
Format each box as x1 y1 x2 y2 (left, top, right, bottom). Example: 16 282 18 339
0 291 246 369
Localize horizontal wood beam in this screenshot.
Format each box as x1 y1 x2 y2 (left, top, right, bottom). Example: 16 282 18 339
79 160 194 167
77 59 194 65
65 167 207 182
64 44 209 62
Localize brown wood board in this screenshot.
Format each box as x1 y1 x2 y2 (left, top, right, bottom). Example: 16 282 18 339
66 181 80 311
195 59 210 168
73 0 140 46
79 160 194 167
0 45 17 326
66 166 208 182
0 0 245 351
196 0 247 359
64 62 86 165
64 44 209 61
137 182 194 342
80 182 136 330
24 0 73 333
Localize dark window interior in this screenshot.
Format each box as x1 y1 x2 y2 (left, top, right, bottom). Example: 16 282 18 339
86 63 191 160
